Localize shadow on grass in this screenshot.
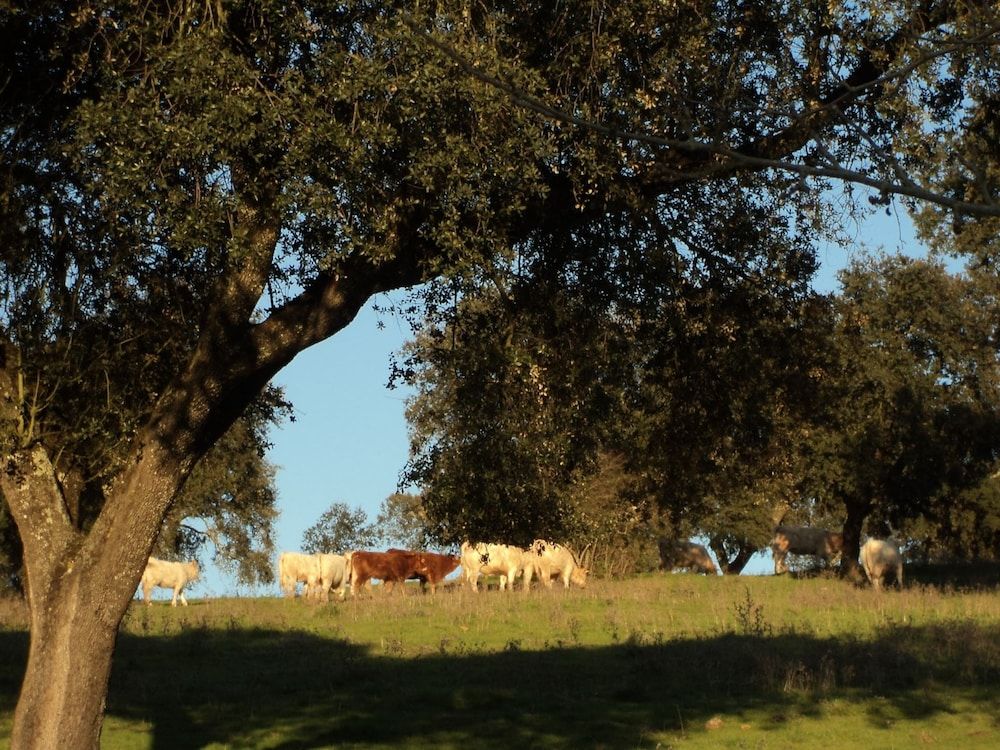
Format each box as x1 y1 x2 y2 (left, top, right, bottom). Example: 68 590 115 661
2 621 999 748
905 561 1000 591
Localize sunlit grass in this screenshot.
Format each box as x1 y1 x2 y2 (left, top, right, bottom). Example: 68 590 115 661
1 573 999 748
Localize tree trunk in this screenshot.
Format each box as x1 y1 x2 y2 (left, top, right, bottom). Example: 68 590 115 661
723 545 756 575
12 575 120 749
1 210 426 748
840 500 870 581
707 539 756 575
3 443 187 750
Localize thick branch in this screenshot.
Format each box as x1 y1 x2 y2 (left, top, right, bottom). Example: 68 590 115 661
407 9 1000 218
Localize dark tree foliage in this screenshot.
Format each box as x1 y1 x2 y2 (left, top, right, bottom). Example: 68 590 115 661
399 183 825 552
800 256 1000 564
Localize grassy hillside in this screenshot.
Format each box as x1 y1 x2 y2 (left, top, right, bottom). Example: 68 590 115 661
1 574 999 748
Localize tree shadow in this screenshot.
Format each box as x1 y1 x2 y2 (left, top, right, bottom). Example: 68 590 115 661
905 561 1000 592
113 621 1000 748
2 621 999 748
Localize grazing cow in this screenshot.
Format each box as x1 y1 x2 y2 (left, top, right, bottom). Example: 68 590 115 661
141 557 200 607
528 539 588 589
770 525 844 574
860 538 904 591
658 539 718 575
349 550 427 595
316 552 353 601
460 542 531 592
279 551 322 599
406 550 461 593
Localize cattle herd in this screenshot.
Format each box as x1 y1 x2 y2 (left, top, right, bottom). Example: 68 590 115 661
271 539 589 601
137 527 905 605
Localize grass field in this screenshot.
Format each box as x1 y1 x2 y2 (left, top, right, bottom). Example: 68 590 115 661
1 572 999 749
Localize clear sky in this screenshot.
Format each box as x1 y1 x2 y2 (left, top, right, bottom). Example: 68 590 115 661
188 201 931 598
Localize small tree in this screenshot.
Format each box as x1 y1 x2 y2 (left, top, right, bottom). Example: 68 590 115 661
375 493 430 550
301 502 379 554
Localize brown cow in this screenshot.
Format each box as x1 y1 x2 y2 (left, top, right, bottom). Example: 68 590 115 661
771 525 844 574
349 550 427 595
658 539 718 575
405 550 460 593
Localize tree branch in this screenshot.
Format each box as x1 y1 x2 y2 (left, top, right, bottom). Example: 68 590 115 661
405 12 1000 218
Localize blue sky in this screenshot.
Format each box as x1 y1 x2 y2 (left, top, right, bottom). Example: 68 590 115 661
191 202 930 597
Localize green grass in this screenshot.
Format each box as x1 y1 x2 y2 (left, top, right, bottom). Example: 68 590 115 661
2 574 999 748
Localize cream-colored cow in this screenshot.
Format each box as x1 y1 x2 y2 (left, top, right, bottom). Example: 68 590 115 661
460 542 530 591
315 552 353 601
278 551 322 598
141 557 200 606
527 540 588 589
860 538 904 591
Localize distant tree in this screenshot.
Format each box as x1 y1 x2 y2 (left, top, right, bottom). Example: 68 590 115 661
301 502 379 554
801 255 1000 573
375 493 429 550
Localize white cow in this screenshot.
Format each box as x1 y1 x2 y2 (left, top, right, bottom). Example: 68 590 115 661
658 539 718 575
770 525 844 574
141 557 200 607
528 539 588 589
278 551 322 599
861 538 904 591
316 552 353 601
460 542 530 591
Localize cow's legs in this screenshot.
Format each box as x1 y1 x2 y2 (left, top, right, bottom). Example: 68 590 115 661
773 551 787 575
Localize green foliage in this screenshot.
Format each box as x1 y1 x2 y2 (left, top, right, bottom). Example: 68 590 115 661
375 493 431 550
399 179 824 557
799 255 1000 556
301 502 378 554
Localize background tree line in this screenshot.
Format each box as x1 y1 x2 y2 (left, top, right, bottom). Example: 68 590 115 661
395 253 1000 575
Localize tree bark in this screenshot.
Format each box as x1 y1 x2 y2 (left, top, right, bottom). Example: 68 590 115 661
12 575 119 749
840 500 870 581
708 539 756 575
2 441 187 750
724 545 756 575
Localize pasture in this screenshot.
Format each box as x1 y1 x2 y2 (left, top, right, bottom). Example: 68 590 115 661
1 573 999 749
